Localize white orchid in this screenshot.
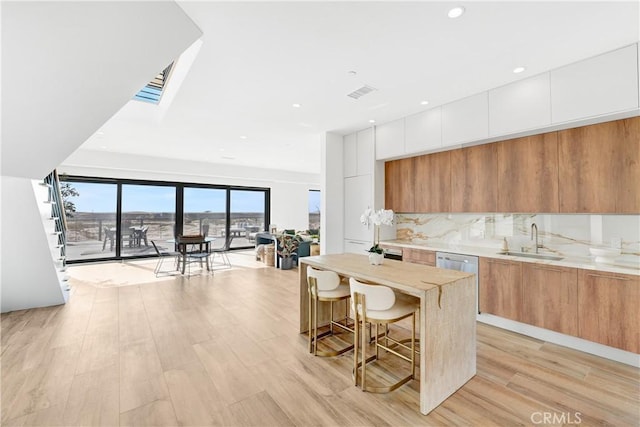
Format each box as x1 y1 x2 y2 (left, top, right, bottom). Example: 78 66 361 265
360 208 395 253
360 207 373 226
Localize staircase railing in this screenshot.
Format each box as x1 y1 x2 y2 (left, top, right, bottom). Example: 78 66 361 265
44 170 67 258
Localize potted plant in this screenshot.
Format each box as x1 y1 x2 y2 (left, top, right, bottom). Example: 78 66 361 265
360 208 395 265
277 234 299 270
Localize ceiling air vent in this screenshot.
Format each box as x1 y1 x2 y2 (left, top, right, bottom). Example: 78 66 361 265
347 85 377 100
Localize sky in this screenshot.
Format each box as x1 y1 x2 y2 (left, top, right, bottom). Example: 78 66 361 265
66 182 320 213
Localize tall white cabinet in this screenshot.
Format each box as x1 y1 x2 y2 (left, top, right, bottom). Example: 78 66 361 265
343 127 380 254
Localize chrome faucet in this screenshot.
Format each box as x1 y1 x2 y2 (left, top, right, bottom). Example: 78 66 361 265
531 223 543 254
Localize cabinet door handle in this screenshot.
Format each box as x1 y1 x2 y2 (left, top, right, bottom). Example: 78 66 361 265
531 265 564 273
585 273 631 281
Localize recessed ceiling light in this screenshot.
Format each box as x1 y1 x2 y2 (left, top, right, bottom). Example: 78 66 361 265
369 119 376 124
219 148 225 152
448 6 465 18
348 70 357 76
513 66 526 74
420 100 429 105
292 103 301 108
240 135 247 139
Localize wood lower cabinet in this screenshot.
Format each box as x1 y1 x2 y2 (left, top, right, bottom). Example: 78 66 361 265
403 248 435 266
414 151 451 213
577 269 640 353
385 158 414 213
479 257 522 322
497 132 559 213
451 144 498 212
558 116 640 213
521 264 578 336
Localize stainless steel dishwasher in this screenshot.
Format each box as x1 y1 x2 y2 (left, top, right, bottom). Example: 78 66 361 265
436 252 479 313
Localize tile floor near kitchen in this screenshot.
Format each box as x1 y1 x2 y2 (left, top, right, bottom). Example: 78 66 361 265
1 250 639 426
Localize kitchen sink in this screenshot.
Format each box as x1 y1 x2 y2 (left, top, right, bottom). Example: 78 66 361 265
499 251 564 261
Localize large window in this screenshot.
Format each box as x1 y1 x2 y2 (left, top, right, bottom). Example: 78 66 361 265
120 184 176 258
183 187 227 237
309 190 320 232
230 190 266 248
63 181 117 260
61 177 270 263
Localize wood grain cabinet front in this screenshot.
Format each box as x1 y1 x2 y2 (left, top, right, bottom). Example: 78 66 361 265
496 132 559 213
479 257 523 322
451 144 498 212
558 116 640 213
577 269 640 353
414 151 451 213
521 263 578 336
385 157 415 213
403 248 436 266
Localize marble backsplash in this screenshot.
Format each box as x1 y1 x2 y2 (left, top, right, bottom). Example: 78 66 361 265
396 213 640 261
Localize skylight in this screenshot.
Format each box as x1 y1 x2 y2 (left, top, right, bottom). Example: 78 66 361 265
133 63 174 104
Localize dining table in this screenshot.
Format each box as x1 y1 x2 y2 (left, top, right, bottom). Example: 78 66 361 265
167 236 216 274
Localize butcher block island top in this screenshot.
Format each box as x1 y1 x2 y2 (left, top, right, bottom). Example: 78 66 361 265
299 253 477 415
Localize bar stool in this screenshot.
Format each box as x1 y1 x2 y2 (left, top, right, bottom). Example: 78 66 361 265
307 267 354 356
349 277 419 393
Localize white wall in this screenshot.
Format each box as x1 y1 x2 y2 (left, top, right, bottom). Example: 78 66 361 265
1 177 65 312
1 1 202 179
321 132 344 254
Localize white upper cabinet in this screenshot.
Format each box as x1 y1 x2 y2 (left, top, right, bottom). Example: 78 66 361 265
489 73 552 137
441 92 489 147
344 128 374 177
375 118 405 160
343 132 357 177
551 44 639 124
405 107 442 154
356 128 374 176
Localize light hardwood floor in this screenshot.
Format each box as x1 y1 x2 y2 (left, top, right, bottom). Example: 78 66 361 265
2 252 638 426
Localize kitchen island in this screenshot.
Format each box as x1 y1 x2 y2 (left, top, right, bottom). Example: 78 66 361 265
298 253 476 415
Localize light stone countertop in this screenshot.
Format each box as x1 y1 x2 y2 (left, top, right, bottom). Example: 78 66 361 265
381 239 640 276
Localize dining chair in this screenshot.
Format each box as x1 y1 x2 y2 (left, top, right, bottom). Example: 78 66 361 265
176 235 211 276
349 277 419 393
151 240 180 277
209 235 233 269
307 267 354 356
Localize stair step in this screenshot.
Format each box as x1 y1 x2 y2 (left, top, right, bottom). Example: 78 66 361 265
38 182 52 188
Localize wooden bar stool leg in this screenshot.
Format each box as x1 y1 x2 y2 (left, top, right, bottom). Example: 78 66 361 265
314 294 319 356
361 296 367 392
353 303 360 387
308 290 313 354
411 312 416 378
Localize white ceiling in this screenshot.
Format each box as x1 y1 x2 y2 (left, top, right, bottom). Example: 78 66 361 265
77 1 640 175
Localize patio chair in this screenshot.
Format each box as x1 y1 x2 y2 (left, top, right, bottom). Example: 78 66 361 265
209 234 233 269
102 227 116 251
151 240 180 277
